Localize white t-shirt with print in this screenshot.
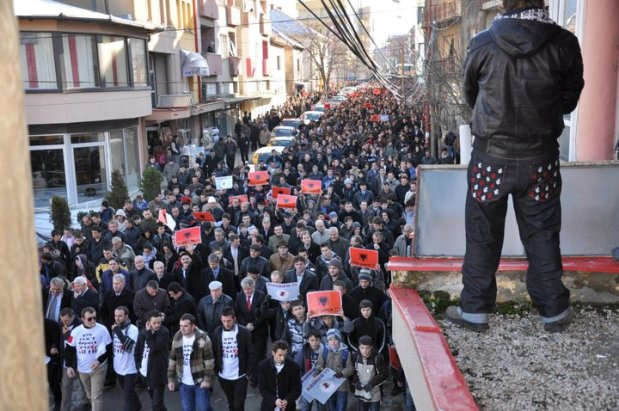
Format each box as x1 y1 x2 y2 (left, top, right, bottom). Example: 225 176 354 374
68 323 112 374
139 341 150 377
219 326 242 380
112 324 139 376
181 335 196 385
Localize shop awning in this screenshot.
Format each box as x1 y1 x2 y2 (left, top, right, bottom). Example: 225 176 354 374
181 50 210 77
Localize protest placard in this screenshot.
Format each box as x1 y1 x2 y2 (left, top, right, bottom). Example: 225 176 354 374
271 186 291 199
266 282 299 302
276 194 297 209
215 175 233 190
380 114 390 122
349 247 379 270
248 171 269 186
229 194 249 204
301 179 322 195
174 226 202 247
192 211 215 223
306 290 343 318
158 209 176 231
304 368 346 405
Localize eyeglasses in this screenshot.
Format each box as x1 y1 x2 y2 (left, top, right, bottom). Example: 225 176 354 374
84 316 96 322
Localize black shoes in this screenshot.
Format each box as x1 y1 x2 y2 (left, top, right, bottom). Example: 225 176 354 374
445 306 489 332
543 309 573 333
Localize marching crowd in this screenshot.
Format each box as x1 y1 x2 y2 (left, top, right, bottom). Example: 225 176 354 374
41 87 446 411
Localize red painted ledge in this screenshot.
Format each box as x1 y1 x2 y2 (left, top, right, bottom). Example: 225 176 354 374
391 287 478 410
387 256 619 273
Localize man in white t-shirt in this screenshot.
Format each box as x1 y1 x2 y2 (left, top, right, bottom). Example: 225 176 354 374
65 306 112 411
168 313 215 411
212 307 256 411
111 305 140 411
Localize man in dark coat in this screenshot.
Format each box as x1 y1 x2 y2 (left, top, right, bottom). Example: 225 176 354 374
165 282 196 336
70 276 99 320
202 253 237 299
284 256 319 301
257 340 302 411
42 277 72 322
446 0 584 333
134 311 169 411
234 277 268 380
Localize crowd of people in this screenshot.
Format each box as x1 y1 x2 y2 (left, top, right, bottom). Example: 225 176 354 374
41 86 448 411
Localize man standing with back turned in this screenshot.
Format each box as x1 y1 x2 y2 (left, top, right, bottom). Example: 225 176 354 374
446 0 584 333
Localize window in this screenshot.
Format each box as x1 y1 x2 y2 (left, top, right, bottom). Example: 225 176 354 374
276 55 281 70
220 34 229 56
19 32 57 90
262 40 269 59
61 34 97 89
129 38 148 87
297 58 300 73
418 7 424 24
97 36 129 87
31 148 67 208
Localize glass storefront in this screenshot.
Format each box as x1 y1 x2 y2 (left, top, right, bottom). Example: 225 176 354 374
29 127 142 209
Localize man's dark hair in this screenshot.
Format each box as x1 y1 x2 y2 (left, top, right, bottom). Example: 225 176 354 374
60 307 74 317
180 313 196 324
146 310 162 321
333 280 346 288
502 0 544 12
290 299 305 309
221 307 236 318
359 299 373 310
81 306 96 318
272 340 289 353
359 335 374 347
293 255 306 264
307 330 322 340
167 282 183 293
114 305 129 316
146 280 159 289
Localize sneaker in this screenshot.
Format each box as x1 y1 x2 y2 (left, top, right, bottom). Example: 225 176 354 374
543 309 573 333
445 306 489 332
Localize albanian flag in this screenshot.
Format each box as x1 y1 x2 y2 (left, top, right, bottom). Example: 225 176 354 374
229 194 249 204
349 247 379 270
301 179 322 195
324 103 331 110
272 186 291 199
276 194 298 209
192 211 215 223
370 114 380 122
373 87 382 95
174 226 202 247
363 102 372 109
248 171 269 186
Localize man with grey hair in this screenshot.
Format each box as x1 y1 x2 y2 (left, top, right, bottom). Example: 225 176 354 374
112 236 135 271
130 255 157 292
234 276 267 382
209 227 229 253
328 227 350 260
71 276 98 321
202 253 237 298
392 224 414 257
153 260 174 290
311 219 330 246
101 273 135 327
43 276 72 322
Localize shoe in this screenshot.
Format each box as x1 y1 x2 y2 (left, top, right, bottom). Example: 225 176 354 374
390 384 404 396
445 306 489 332
543 309 573 333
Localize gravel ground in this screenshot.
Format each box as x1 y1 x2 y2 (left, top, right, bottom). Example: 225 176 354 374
440 306 619 411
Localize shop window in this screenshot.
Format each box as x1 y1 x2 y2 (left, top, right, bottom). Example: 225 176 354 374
97 36 129 87
30 148 66 208
61 34 97 89
129 38 148 87
71 133 105 144
19 32 57 90
74 145 107 203
124 127 141 191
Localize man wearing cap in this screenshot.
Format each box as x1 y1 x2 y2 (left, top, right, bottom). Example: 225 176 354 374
320 260 353 293
268 242 295 275
205 196 224 221
349 270 386 315
353 181 374 209
240 244 270 278
197 281 234 335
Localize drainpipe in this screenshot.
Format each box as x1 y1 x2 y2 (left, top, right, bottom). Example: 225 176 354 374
193 0 204 141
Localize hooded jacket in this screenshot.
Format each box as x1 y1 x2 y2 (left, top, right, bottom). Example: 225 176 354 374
464 11 584 158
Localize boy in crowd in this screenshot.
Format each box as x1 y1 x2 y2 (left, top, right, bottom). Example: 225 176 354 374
352 336 388 411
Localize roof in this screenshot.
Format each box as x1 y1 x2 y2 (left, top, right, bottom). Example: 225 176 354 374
14 0 159 31
272 28 305 50
270 9 317 39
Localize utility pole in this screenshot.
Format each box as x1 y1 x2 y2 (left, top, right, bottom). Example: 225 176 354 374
400 41 405 103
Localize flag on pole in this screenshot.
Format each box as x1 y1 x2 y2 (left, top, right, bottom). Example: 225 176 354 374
158 209 176 231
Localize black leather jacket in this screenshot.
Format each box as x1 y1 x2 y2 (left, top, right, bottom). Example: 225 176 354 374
464 15 584 158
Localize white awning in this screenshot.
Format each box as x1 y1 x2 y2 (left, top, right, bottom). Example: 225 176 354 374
181 50 210 77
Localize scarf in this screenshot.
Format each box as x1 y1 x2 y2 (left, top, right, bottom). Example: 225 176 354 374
496 7 556 24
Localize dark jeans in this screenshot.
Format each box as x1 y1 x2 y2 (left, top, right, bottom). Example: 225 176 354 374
250 333 268 379
117 373 141 411
357 401 380 411
218 376 248 411
144 379 166 411
327 391 348 411
179 383 212 411
461 150 569 318
47 362 62 410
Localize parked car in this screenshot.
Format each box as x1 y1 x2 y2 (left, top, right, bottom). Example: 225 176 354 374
301 111 324 125
271 126 298 137
252 146 285 165
268 136 296 148
280 118 302 129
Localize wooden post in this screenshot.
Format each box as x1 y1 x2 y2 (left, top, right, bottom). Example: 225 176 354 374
0 2 48 410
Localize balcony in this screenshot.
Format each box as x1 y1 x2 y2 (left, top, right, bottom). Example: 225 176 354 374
228 56 240 77
423 1 460 26
157 93 192 108
200 0 219 19
203 52 223 76
262 59 269 76
241 11 250 26
260 14 271 36
227 5 241 26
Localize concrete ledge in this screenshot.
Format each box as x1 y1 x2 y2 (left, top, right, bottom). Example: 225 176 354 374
388 257 619 304
391 287 478 411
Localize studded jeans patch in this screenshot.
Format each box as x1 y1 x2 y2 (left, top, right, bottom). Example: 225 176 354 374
528 159 561 202
470 161 504 202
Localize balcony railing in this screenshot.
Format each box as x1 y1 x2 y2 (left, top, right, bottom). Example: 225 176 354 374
157 93 192 108
227 5 241 26
200 0 219 19
424 1 460 25
228 56 240 77
260 14 271 36
203 52 223 76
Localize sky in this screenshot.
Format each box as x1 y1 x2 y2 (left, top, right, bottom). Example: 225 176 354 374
367 0 418 47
